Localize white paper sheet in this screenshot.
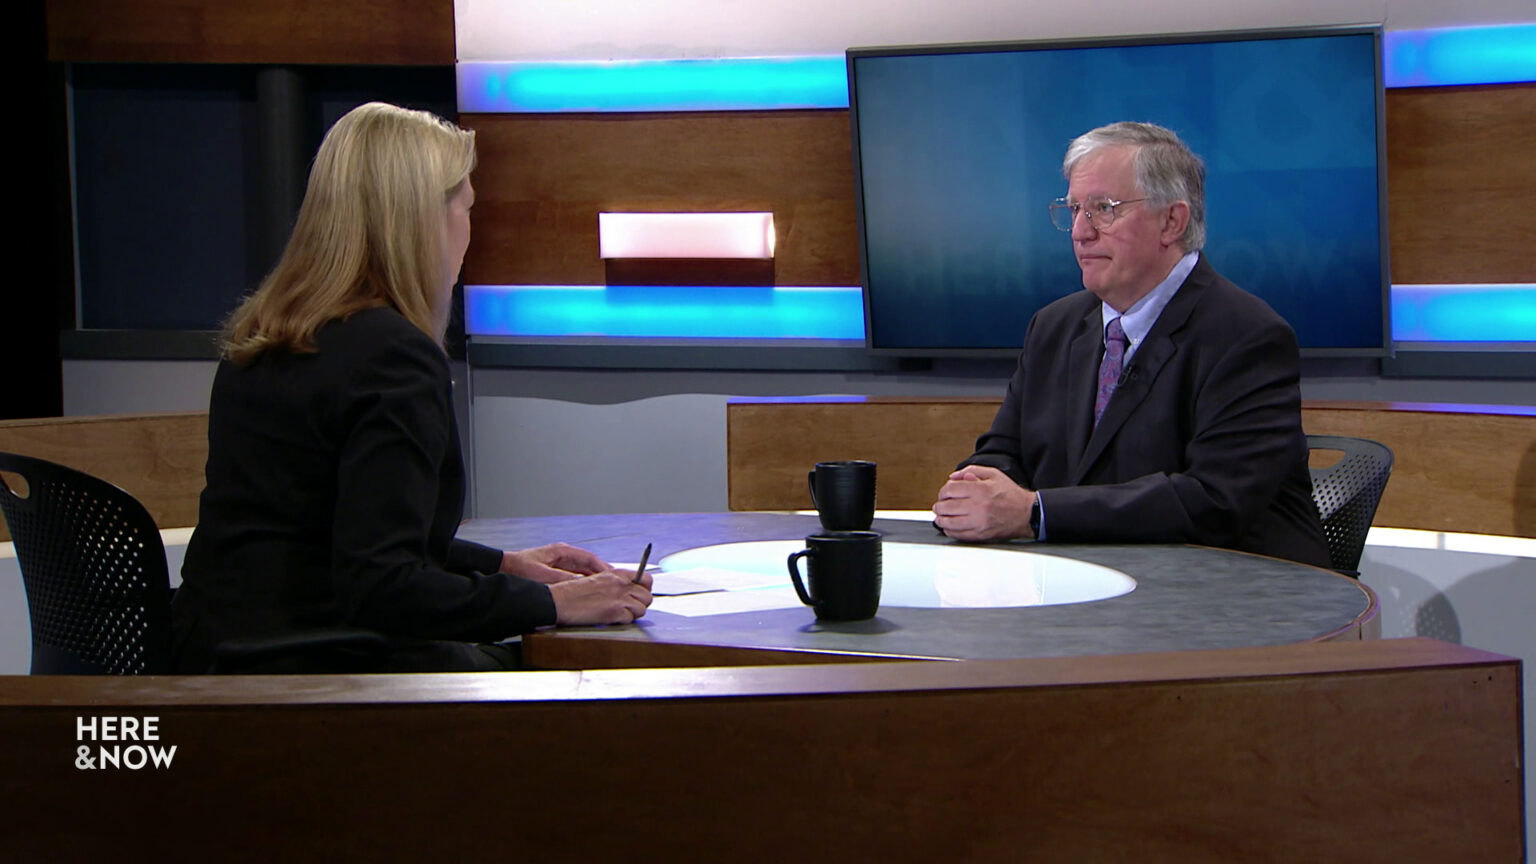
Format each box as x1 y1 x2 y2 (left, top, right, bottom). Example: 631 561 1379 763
649 566 790 596
649 586 804 617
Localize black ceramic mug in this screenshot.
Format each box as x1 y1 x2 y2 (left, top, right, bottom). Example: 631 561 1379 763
806 460 876 531
786 531 882 621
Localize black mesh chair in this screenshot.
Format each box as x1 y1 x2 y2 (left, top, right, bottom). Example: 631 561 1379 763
1306 435 1394 577
2 451 390 675
0 451 171 674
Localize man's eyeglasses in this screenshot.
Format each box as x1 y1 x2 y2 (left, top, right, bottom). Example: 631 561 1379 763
1048 196 1146 232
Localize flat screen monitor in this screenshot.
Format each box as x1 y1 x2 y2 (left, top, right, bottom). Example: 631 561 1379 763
848 27 1389 356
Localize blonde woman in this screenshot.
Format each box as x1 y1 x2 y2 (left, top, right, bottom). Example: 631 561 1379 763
172 103 651 673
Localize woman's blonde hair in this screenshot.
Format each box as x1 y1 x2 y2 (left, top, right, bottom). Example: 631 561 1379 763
222 102 476 364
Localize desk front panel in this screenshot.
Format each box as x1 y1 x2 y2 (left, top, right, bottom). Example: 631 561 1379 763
0 639 1519 862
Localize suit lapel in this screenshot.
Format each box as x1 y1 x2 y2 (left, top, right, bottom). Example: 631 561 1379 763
1064 306 1103 480
1070 263 1207 484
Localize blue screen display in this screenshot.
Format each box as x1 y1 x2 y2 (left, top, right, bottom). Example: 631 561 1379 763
850 29 1387 353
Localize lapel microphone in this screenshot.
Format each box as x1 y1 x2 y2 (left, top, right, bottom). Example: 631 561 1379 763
1118 365 1138 387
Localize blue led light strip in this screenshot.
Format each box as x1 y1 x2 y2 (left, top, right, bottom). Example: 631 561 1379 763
1391 284 1536 342
465 285 865 340
468 283 1536 345
456 24 1533 114
457 56 849 113
1384 23 1536 87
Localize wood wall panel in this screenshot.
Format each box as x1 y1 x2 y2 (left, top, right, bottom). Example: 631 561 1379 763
726 398 1536 538
727 398 998 513
0 412 207 541
461 111 859 286
0 640 1521 861
1302 402 1536 538
1385 84 1536 283
45 0 455 64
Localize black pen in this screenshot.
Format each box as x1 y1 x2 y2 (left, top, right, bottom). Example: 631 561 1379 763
633 543 652 584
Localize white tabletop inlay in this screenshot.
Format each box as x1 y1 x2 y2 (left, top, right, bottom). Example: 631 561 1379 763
661 540 1136 609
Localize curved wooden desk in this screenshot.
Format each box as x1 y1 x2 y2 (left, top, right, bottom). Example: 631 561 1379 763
0 516 1511 862
457 512 1376 669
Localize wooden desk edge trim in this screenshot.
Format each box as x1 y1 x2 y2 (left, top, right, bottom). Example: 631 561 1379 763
728 397 1536 418
1311 564 1380 642
0 638 1508 708
521 632 953 670
1301 399 1536 417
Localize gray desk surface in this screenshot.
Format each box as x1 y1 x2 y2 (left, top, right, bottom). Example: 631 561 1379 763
457 512 1377 661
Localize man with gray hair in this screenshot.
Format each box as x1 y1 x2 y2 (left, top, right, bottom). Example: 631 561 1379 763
932 122 1330 567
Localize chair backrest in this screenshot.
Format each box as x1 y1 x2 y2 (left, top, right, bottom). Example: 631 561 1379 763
0 451 171 674
1306 435 1394 574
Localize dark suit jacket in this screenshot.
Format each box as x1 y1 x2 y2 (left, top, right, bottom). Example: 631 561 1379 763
962 255 1331 567
172 307 555 672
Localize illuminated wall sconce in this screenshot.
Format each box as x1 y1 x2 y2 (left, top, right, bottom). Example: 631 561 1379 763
599 212 776 259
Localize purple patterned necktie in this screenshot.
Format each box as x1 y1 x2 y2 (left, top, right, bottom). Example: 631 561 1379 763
1094 317 1128 428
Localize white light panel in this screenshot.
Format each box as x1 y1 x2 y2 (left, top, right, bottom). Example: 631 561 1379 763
598 212 775 259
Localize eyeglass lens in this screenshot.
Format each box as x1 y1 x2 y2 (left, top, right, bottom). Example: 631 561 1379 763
1049 198 1119 232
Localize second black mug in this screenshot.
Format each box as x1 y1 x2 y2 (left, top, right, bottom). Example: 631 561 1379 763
807 460 876 531
786 531 882 621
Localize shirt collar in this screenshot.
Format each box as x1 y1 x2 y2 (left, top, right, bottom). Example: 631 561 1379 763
1102 250 1200 360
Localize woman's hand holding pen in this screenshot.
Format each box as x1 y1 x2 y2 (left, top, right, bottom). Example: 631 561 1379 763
503 541 653 624
550 566 653 625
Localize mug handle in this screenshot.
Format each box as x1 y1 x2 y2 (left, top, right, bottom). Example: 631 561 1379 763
787 549 817 607
806 469 818 509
